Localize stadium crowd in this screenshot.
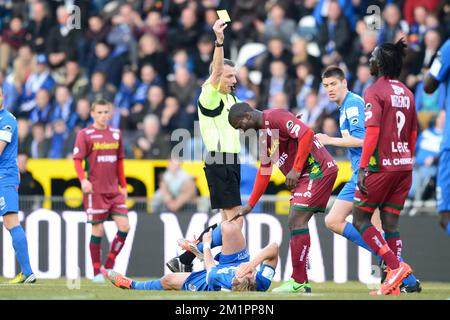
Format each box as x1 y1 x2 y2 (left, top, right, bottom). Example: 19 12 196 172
0 0 448 200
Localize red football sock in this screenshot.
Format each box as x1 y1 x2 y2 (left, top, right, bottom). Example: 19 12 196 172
104 231 128 269
361 225 400 269
290 229 310 284
385 232 402 261
90 235 102 275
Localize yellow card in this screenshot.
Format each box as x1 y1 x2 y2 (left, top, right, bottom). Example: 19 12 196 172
216 10 231 23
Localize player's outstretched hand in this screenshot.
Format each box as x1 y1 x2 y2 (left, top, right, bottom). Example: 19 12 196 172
285 169 301 190
230 204 252 222
357 168 368 196
315 133 331 145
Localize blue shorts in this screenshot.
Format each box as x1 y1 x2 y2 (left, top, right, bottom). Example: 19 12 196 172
215 248 250 266
337 172 357 202
182 270 208 291
0 185 19 216
437 150 450 213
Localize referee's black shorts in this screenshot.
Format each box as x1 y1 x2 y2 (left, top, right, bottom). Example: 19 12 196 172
204 152 241 210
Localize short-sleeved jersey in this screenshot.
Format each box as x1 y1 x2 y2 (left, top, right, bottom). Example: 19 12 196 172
339 91 365 171
0 108 19 186
207 263 275 292
429 39 450 150
198 80 241 153
73 126 125 194
364 77 417 172
261 109 338 179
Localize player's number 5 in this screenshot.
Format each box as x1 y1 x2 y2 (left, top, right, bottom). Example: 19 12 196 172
396 111 405 138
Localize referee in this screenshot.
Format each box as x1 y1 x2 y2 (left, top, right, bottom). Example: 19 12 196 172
165 19 243 273
198 19 242 219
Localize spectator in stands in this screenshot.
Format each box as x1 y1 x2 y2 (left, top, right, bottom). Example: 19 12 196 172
409 111 444 200
57 60 89 99
192 34 214 81
67 98 92 130
152 158 198 214
407 6 429 50
133 64 162 104
132 114 171 159
294 62 319 111
17 117 31 155
29 88 53 125
0 68 18 112
50 85 74 124
230 0 267 49
403 0 440 26
160 95 182 134
90 41 125 87
47 118 70 159
80 15 110 69
86 70 115 103
317 0 352 67
18 53 55 117
167 7 202 53
259 36 293 80
17 152 44 196
235 65 259 105
317 116 345 157
27 122 50 158
113 67 139 128
0 16 26 70
313 0 356 31
352 63 374 97
291 36 322 79
137 34 169 85
46 6 79 68
414 68 446 130
11 45 35 97
145 85 165 118
25 0 52 54
170 48 194 75
268 92 290 110
378 4 409 45
168 67 198 108
256 3 296 46
297 90 324 128
140 10 168 51
260 60 295 108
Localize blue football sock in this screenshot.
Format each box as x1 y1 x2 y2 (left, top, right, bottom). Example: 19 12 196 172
343 222 379 257
9 225 33 277
198 223 222 253
447 223 450 236
132 279 163 290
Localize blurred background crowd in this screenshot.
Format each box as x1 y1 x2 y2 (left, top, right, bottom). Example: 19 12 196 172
0 0 448 205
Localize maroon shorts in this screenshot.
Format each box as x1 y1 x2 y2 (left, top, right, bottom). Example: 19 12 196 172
290 172 337 213
354 171 412 215
83 192 128 224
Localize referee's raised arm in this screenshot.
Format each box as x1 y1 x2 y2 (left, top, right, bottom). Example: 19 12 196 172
197 18 243 224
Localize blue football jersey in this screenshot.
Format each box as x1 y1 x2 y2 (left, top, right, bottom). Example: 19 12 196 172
338 91 365 171
430 39 450 150
0 108 19 186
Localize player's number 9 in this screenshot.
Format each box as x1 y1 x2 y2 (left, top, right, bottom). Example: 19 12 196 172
396 111 405 138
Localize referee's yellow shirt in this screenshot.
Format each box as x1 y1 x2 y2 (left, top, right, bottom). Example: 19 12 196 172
197 79 241 154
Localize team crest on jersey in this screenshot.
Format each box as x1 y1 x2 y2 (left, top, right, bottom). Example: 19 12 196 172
351 118 359 125
391 84 405 95
112 132 120 140
73 147 79 155
2 125 12 132
365 103 372 111
286 120 294 130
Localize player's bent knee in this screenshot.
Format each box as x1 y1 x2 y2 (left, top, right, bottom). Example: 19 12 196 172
160 274 177 289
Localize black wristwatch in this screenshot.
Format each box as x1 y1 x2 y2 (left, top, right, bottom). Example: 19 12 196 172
215 40 224 47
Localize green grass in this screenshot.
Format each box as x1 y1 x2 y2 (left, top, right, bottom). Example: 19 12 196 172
0 278 448 300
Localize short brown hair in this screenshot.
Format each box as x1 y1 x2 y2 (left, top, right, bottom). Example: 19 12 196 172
91 99 111 110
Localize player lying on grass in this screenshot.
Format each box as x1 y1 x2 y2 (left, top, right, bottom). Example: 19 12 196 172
104 217 278 292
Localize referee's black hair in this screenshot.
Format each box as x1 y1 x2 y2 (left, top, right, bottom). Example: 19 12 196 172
377 38 408 78
228 102 253 124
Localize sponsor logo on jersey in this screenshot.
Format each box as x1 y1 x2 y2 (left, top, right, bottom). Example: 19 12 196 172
90 135 104 139
286 120 294 130
92 142 119 150
391 84 405 95
268 139 279 157
97 155 118 163
73 147 79 155
275 152 288 167
2 125 12 132
112 132 120 140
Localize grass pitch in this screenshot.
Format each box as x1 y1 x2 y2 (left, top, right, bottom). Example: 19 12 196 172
0 278 448 300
